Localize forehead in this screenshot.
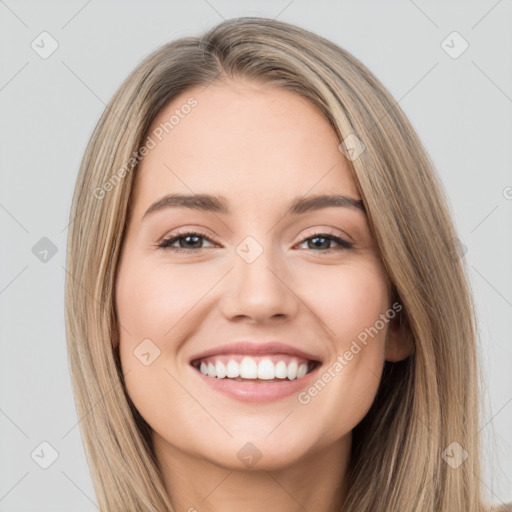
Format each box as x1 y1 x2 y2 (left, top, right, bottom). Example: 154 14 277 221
132 79 359 215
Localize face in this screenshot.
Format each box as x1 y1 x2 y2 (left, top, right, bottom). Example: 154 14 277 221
114 78 409 472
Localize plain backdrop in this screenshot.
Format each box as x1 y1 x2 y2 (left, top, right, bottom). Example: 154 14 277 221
1 0 511 510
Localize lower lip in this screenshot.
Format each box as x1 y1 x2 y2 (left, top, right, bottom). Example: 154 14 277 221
192 365 321 402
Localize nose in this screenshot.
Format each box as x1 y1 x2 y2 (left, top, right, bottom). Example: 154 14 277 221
219 243 299 324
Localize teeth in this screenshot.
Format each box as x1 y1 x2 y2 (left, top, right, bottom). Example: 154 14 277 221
226 360 240 378
297 363 308 379
287 360 298 380
275 360 287 379
215 360 227 379
240 357 258 379
196 356 314 381
257 359 275 380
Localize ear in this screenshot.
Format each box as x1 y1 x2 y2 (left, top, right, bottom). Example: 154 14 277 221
384 305 414 362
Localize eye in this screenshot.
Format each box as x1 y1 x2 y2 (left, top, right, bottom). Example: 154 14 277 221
157 230 216 252
157 230 353 253
295 231 354 253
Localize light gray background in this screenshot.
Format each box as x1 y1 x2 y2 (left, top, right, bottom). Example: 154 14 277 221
1 0 511 510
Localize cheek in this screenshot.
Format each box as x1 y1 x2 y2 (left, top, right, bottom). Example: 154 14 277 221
115 261 194 442
115 256 220 437
115 257 214 347
294 261 390 434
306 260 390 347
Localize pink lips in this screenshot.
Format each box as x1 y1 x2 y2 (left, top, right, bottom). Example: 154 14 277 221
189 341 322 402
189 341 321 364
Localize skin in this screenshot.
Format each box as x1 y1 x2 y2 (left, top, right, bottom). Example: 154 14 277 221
114 78 412 512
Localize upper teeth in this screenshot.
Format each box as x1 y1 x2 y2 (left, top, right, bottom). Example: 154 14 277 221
198 356 310 380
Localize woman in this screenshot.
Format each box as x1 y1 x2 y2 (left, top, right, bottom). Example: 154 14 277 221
64 16 510 512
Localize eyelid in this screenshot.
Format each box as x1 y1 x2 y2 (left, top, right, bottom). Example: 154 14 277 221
298 225 354 244
155 226 217 245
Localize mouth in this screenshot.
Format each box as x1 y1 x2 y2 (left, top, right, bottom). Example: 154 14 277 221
188 341 322 402
191 354 320 383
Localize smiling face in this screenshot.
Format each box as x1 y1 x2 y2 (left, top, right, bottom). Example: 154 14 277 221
114 78 408 473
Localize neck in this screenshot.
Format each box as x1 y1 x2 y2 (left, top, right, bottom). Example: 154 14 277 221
152 433 351 512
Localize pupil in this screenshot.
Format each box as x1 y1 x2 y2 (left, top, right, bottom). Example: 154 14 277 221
182 235 201 248
311 236 328 249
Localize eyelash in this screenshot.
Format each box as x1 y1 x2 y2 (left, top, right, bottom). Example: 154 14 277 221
156 229 354 254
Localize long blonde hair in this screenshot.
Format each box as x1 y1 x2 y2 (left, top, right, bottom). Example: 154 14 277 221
65 16 491 511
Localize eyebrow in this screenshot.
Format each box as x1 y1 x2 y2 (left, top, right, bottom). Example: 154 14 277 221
142 193 365 220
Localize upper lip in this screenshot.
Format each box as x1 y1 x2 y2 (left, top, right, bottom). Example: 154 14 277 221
189 341 322 364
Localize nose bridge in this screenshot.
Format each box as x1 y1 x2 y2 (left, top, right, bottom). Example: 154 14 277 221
220 233 298 322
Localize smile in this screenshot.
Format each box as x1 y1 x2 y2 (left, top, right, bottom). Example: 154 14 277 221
189 341 322 402
192 355 318 382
